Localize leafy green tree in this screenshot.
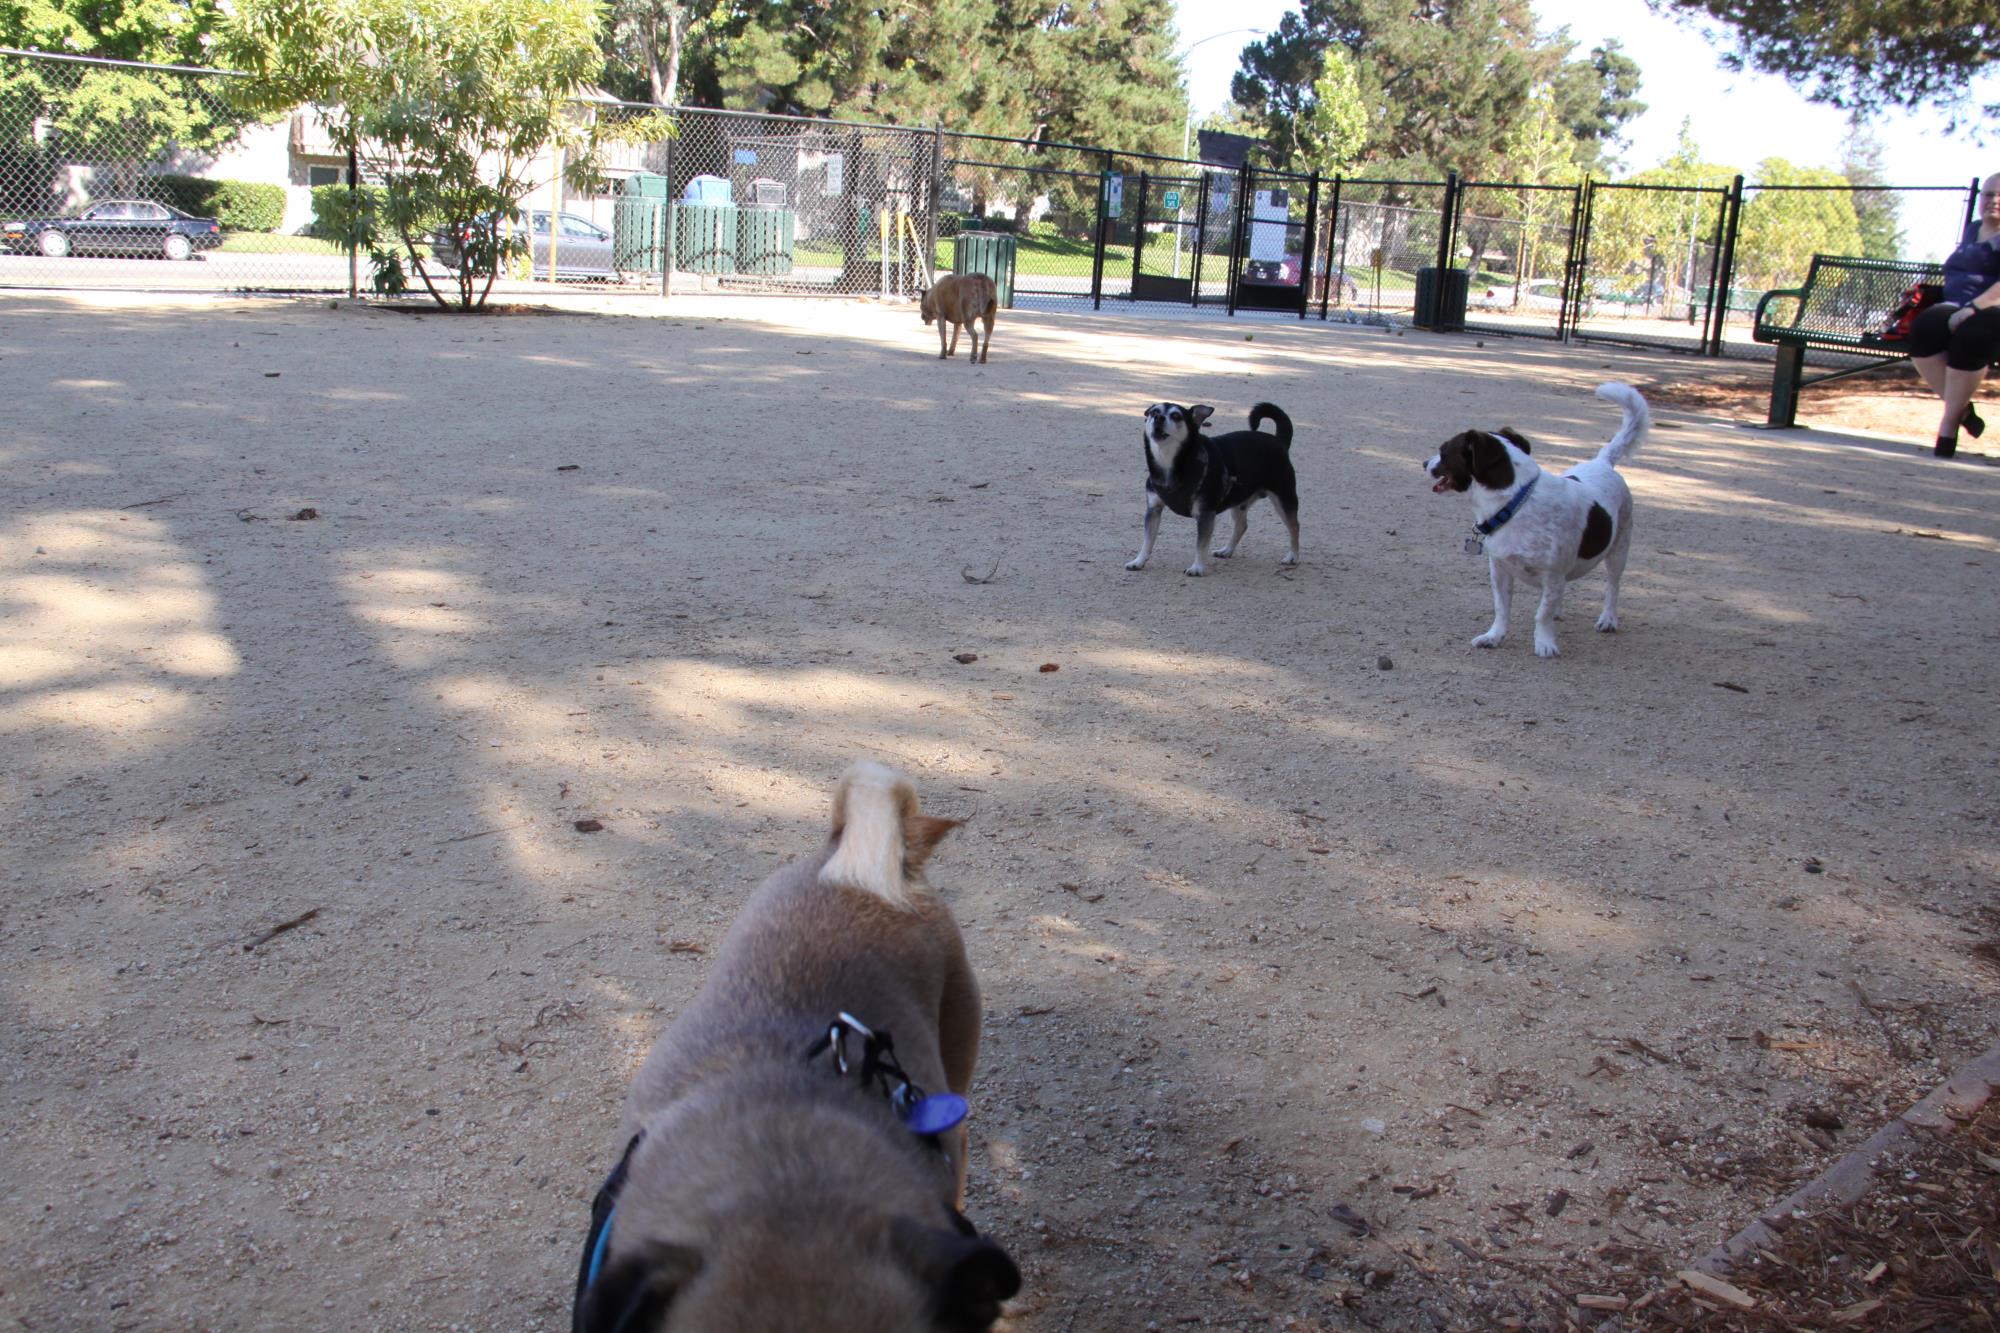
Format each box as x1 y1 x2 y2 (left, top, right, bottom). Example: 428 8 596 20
2 0 252 200
599 0 728 106
223 0 659 310
1584 122 1736 309
1228 0 1638 180
1295 46 1367 177
1476 83 1583 306
1839 113 1904 259
1735 158 1864 290
1545 38 1643 174
1654 0 1996 130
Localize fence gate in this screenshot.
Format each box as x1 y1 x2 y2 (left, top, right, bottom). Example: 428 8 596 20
1124 168 1212 305
1568 180 1735 354
1450 181 1581 340
1313 178 1451 324
938 133 1107 312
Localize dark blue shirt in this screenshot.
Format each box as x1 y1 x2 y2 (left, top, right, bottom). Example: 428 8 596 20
1943 220 2000 305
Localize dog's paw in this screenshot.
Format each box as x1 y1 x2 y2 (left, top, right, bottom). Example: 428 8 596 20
1534 636 1562 658
1124 557 1148 571
1471 631 1504 649
1280 552 1299 566
1211 546 1235 559
1184 562 1207 577
1596 612 1619 633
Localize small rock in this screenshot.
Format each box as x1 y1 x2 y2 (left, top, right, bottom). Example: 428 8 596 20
1376 656 1393 671
573 819 605 834
1038 663 1059 673
290 508 319 521
1360 1117 1386 1136
952 653 978 664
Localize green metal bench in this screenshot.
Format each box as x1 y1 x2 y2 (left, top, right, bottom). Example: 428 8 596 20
1751 254 1945 427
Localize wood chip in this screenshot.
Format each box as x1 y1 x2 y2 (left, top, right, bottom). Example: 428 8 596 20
1677 1270 1755 1309
1831 1299 1884 1323
1575 1294 1628 1311
243 907 320 951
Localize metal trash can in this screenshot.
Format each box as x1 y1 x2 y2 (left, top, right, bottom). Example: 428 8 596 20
614 172 670 274
736 205 796 276
1415 266 1470 331
952 229 1016 309
675 203 737 274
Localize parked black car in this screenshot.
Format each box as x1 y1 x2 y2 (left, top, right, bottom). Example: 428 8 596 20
1 199 223 260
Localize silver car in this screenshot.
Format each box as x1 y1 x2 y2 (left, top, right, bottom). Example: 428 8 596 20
431 209 616 281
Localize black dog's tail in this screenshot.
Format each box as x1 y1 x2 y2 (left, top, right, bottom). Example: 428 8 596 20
1249 402 1293 450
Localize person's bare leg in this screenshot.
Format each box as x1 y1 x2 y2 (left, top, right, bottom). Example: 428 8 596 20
1911 350 1949 397
1938 365 1989 443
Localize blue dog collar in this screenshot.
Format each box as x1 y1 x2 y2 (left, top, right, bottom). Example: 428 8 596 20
1475 472 1539 536
573 1130 645 1330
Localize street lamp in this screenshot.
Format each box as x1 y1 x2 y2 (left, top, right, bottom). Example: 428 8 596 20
1178 27 1265 163
1174 27 1264 279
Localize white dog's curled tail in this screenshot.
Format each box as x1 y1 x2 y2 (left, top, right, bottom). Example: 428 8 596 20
819 761 960 910
1593 382 1650 468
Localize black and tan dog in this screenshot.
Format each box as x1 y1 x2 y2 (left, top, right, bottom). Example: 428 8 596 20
918 274 997 363
572 763 1018 1333
1125 401 1301 576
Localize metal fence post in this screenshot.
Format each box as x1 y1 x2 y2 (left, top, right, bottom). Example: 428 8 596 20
346 143 359 299
1964 177 1982 238
1319 175 1342 321
1132 169 1148 295
1565 180 1596 340
1227 161 1249 317
660 128 677 299
926 123 943 284
1191 171 1211 308
1298 171 1319 319
1424 170 1459 327
1707 175 1745 356
1091 151 1111 310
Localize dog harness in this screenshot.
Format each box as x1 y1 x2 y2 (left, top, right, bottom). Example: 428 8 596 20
1474 472 1539 537
570 1014 968 1329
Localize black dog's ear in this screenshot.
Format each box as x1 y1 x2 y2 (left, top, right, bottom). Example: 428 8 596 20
577 1242 702 1333
1467 432 1517 489
892 1218 1022 1331
1188 405 1214 429
1494 427 1531 454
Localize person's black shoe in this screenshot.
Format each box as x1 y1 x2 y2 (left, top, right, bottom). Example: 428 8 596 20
1963 403 1985 438
1935 435 1959 458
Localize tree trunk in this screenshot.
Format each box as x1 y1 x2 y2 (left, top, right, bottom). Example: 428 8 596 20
646 6 683 107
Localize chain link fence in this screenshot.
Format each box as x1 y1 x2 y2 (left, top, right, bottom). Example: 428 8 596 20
2 46 1982 362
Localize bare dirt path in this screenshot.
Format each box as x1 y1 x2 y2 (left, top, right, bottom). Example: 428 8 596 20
2 292 1995 1331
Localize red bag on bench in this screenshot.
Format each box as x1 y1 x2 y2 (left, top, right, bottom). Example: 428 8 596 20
1879 281 1943 340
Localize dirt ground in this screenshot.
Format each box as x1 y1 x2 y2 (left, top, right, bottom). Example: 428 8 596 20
2 291 1996 1332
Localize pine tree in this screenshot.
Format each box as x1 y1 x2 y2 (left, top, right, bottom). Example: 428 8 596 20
1839 114 1904 260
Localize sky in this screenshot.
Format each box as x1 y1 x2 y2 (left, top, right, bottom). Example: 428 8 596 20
1173 0 1997 258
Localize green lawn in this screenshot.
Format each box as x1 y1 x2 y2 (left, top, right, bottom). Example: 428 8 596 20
220 233 344 255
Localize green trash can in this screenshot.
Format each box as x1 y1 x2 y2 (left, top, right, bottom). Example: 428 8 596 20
952 230 1016 309
675 202 737 274
614 173 670 274
1415 265 1470 331
736 205 796 276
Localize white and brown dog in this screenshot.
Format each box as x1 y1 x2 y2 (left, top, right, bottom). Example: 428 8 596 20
1425 382 1649 658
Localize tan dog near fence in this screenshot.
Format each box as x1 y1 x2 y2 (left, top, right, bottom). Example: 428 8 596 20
919 273 997 363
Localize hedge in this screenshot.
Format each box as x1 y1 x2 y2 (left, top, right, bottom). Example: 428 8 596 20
150 175 287 233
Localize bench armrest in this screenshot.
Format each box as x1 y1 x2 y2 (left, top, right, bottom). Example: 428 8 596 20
1751 287 1806 342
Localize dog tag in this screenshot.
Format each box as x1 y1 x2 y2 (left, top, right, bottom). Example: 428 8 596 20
1463 536 1484 555
901 1092 968 1136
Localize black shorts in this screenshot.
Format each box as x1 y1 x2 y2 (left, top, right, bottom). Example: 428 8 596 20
1907 302 2000 370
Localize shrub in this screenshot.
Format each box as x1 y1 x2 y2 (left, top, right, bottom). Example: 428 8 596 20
310 184 445 249
151 175 287 232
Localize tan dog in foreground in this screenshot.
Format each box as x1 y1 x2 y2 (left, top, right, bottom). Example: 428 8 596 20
572 762 1018 1333
919 273 997 363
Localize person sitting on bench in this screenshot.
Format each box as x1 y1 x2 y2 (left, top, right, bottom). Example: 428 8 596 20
1909 172 2000 458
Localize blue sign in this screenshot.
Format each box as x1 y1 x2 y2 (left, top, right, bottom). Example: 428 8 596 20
732 149 757 166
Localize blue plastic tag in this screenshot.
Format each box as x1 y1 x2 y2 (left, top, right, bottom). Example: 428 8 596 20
903 1093 968 1136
